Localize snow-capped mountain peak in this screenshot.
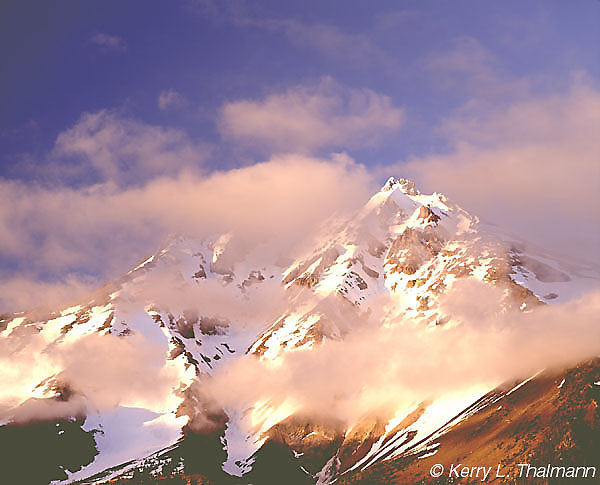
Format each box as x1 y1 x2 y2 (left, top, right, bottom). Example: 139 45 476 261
381 176 420 196
1 177 598 484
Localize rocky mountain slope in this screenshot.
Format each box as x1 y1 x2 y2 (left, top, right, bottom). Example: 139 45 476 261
338 359 600 484
1 177 598 484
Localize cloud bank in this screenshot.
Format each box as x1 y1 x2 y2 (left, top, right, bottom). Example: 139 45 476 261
208 281 600 426
0 147 373 312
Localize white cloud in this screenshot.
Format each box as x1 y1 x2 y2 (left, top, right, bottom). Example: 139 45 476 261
219 77 405 153
158 89 188 111
90 33 127 53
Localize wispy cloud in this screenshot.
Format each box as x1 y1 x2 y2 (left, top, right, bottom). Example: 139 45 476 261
373 9 421 31
90 33 128 53
425 36 531 100
52 110 208 184
245 17 391 67
157 89 188 111
189 1 395 70
219 77 405 153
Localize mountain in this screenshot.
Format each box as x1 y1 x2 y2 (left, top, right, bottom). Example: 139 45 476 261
1 177 598 484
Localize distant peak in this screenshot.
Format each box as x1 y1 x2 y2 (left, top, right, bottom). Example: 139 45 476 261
381 176 420 196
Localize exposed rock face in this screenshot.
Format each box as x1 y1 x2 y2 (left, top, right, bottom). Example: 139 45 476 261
266 415 346 475
385 228 444 276
382 177 419 196
417 204 441 224
192 264 207 279
283 247 341 287
336 416 389 473
177 380 228 435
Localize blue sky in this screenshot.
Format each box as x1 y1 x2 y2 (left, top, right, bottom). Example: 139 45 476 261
1 0 599 311
2 0 598 176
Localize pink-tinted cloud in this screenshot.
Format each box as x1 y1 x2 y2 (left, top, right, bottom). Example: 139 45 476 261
394 78 600 260
0 152 374 312
219 78 405 153
89 33 128 53
1 331 183 421
208 281 600 424
425 36 532 100
0 275 98 318
53 110 208 183
157 89 189 111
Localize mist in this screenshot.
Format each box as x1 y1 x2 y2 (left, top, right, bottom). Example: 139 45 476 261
0 152 374 312
206 280 600 426
0 331 184 423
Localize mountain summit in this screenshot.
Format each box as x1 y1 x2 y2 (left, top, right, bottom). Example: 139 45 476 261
381 176 419 195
